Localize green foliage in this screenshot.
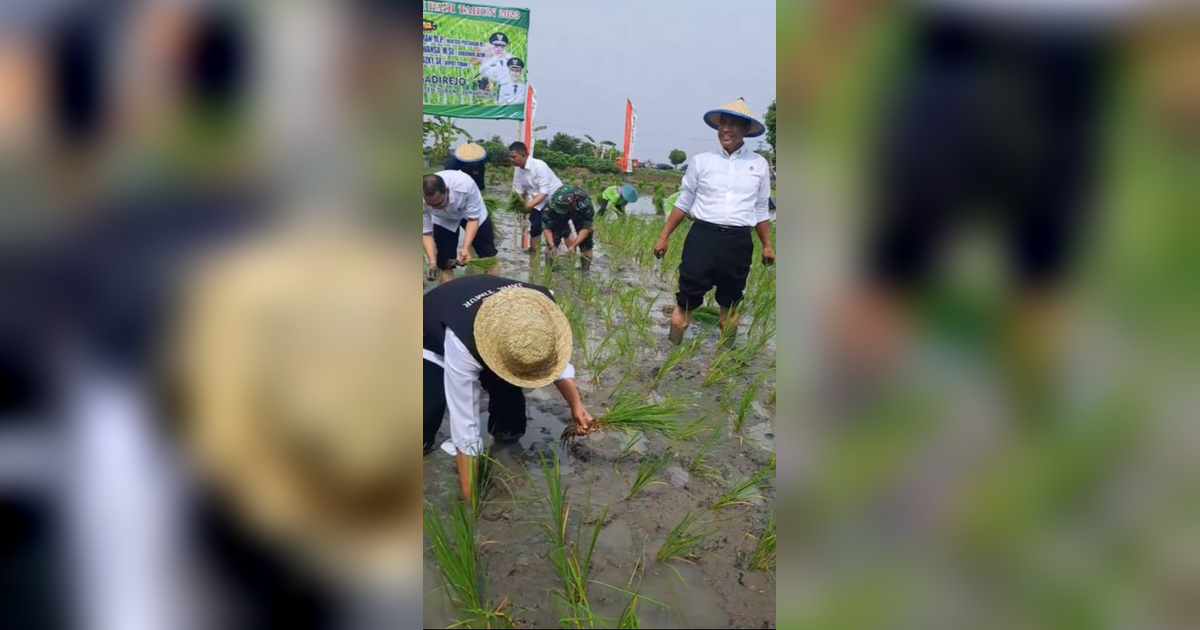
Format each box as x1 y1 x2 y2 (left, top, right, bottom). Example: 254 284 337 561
423 116 472 165
627 451 672 500
656 512 715 563
765 99 776 154
747 508 776 574
537 455 604 628
669 149 687 167
424 500 513 627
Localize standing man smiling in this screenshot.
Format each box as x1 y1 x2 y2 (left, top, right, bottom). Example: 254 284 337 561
654 98 775 345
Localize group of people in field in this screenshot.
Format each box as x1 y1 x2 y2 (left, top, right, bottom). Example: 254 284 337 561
422 98 776 500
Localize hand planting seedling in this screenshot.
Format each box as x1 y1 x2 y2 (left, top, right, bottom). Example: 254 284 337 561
561 393 692 445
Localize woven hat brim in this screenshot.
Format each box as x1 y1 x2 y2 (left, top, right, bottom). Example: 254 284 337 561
704 109 767 138
474 290 572 389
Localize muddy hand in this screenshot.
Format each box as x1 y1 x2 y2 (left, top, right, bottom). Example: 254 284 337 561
426 266 438 281
653 237 669 259
572 406 595 434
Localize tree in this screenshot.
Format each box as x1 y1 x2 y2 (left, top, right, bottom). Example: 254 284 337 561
423 116 471 164
669 149 687 167
549 132 582 156
765 99 776 155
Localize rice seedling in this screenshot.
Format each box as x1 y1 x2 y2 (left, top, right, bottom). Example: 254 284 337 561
454 256 499 270
691 306 721 326
702 329 773 388
484 196 502 214
615 432 643 462
561 393 693 444
626 451 671 500
537 454 604 628
656 511 714 565
654 337 701 384
746 508 776 574
470 454 495 518
423 500 513 627
711 468 772 511
617 596 642 629
675 415 711 442
732 373 767 434
506 191 527 215
687 428 724 484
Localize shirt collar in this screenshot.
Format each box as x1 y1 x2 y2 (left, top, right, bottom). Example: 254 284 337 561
719 144 748 158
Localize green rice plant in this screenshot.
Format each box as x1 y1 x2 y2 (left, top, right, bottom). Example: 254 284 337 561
675 415 711 442
615 432 643 462
711 468 772 511
702 329 774 388
656 511 714 566
617 596 642 628
746 508 776 574
537 455 604 628
484 196 502 214
423 501 513 627
626 451 671 500
562 393 693 443
687 428 724 484
691 306 721 326
456 256 499 270
654 337 701 384
506 191 528 215
732 373 767 434
470 454 495 518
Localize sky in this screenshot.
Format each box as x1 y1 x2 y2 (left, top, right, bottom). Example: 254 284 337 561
432 0 777 165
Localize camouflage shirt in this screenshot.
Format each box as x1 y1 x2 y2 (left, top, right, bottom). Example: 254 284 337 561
545 186 595 230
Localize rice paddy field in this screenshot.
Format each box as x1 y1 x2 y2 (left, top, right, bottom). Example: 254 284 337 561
422 184 777 628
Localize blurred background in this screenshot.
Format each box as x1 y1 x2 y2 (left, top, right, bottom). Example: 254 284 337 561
781 2 1200 629
0 1 420 629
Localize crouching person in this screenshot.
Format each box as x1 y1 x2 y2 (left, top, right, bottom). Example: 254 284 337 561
542 186 597 271
423 276 595 501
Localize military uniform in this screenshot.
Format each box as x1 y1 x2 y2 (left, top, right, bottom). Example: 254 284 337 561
545 186 596 252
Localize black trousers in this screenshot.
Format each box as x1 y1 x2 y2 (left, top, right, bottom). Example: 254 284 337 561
423 359 527 452
677 220 755 310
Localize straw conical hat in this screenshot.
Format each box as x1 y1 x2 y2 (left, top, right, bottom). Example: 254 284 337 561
453 142 488 164
171 224 422 590
474 288 572 388
704 98 766 138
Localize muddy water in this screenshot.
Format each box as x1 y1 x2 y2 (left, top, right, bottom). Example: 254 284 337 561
424 208 776 628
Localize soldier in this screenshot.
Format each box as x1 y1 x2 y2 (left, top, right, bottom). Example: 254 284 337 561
543 185 597 271
497 57 527 105
598 184 638 216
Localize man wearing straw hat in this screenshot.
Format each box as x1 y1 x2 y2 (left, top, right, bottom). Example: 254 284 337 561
423 170 499 284
424 275 595 501
443 141 489 192
654 98 775 345
598 184 638 217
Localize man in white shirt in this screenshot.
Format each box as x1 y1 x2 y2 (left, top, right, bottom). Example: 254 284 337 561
423 275 594 501
423 170 498 284
509 141 566 253
654 99 776 345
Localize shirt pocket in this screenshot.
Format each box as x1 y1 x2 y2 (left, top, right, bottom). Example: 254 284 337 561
734 165 764 197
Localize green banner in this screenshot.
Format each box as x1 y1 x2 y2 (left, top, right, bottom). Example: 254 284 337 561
423 2 531 120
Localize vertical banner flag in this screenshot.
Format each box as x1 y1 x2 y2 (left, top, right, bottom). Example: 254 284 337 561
621 99 638 174
423 2 531 120
523 86 537 157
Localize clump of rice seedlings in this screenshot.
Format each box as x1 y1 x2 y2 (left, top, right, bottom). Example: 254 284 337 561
626 451 671 500
506 192 527 215
537 455 604 628
732 373 767 434
423 501 513 627
470 454 495 518
675 415 711 442
615 432 643 462
702 330 773 388
691 306 721 326
656 511 714 565
484 196 502 214
711 467 772 511
687 429 724 484
561 393 693 444
746 508 776 574
455 256 500 270
654 338 701 384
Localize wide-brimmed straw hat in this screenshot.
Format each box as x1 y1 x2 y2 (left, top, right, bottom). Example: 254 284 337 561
474 288 572 388
703 98 766 138
453 142 488 164
172 224 422 590
620 184 638 203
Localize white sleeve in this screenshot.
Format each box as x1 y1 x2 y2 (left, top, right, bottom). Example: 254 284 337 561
555 362 576 382
444 330 484 456
423 205 433 234
756 162 771 224
533 163 554 197
463 183 486 222
676 158 699 214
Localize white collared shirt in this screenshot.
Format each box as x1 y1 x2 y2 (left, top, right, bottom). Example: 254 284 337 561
676 145 772 228
423 170 489 234
422 329 575 456
498 82 527 105
512 157 563 211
